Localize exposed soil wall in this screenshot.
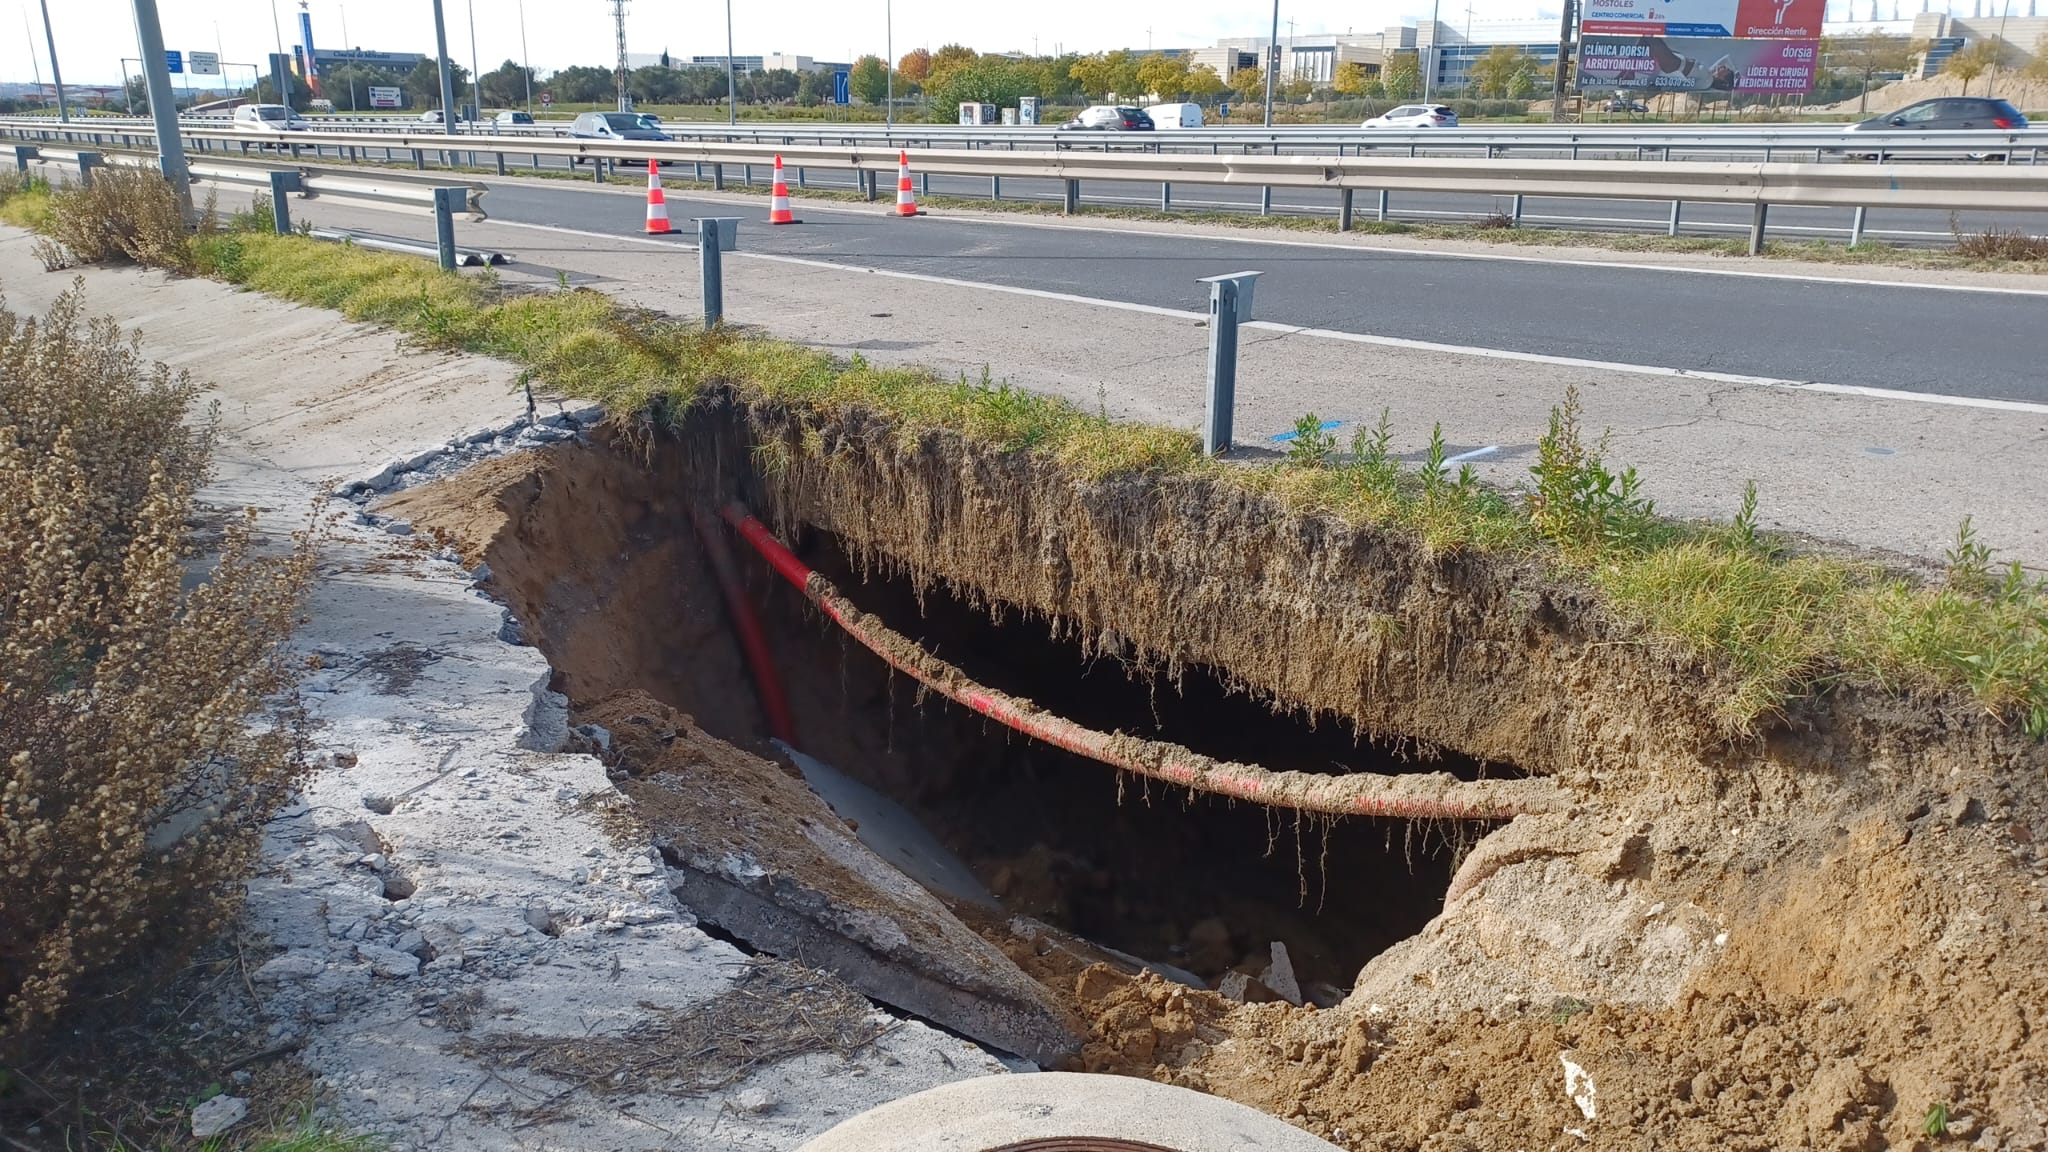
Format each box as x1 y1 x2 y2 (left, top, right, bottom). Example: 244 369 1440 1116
388 393 2048 1152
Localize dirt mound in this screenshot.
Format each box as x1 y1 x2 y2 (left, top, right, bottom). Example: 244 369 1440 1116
1818 74 2048 114
391 404 2048 1152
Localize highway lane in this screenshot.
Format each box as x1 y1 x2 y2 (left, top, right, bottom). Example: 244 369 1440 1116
478 179 2044 404
298 141 2045 244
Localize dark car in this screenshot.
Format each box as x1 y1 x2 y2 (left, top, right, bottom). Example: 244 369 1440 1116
1845 97 2028 159
1063 104 1155 130
568 110 673 164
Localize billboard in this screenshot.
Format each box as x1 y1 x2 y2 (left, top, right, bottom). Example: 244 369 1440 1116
297 8 321 93
368 85 401 109
1578 35 1817 93
1580 0 1825 38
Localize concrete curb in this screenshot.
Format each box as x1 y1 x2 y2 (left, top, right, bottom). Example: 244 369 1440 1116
795 1073 1344 1151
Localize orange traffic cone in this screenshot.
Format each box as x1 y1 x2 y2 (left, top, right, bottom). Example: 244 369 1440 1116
643 160 671 235
769 155 797 225
893 150 922 217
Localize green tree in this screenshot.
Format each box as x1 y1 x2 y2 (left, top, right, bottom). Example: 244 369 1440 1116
927 57 1035 117
544 65 615 104
849 54 890 103
1942 39 2003 94
1137 52 1190 100
479 59 534 107
1333 60 1368 97
1821 30 1926 111
1282 76 1313 103
797 70 831 106
1468 45 1538 97
932 43 979 81
1185 63 1226 101
630 65 685 103
1231 64 1265 103
402 57 469 108
1382 53 1420 99
318 64 404 111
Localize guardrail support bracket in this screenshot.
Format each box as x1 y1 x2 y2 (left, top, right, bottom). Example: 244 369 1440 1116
1668 199 1682 237
1198 271 1263 458
267 170 303 235
432 186 463 271
12 145 36 174
1849 205 1867 247
1748 203 1769 257
1161 181 1172 212
1062 178 1079 215
695 217 740 330
1338 188 1354 232
76 151 102 187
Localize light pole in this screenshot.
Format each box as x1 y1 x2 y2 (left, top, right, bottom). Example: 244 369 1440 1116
1262 0 1278 126
518 0 533 112
128 0 192 210
725 0 736 124
430 0 458 134
885 0 893 127
467 0 481 120
269 0 293 105
1423 0 1440 99
338 4 358 111
38 0 70 121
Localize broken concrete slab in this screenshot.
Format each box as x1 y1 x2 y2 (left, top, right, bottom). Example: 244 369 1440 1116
587 692 1085 1069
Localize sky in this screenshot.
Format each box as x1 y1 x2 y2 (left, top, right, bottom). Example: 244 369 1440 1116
5 0 1566 89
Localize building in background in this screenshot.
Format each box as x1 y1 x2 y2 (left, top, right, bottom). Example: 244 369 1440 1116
1209 22 1562 92
1907 11 2047 74
312 48 426 72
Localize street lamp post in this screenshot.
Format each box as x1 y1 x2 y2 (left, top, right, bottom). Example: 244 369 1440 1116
467 0 482 122
1262 0 1278 126
269 0 292 105
430 0 458 134
519 0 533 112
38 0 70 122
886 0 893 127
726 0 736 125
128 0 191 210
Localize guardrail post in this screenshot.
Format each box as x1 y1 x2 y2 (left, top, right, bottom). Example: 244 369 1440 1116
694 216 739 329
413 148 425 170
496 151 506 176
797 166 807 189
1259 187 1272 216
596 158 608 184
1197 271 1262 457
1161 182 1172 211
1338 188 1354 232
267 170 302 234
1849 206 1867 247
75 151 102 187
11 145 35 174
712 163 724 191
1510 194 1524 226
432 186 462 271
1062 179 1078 214
743 163 753 185
1668 200 1682 237
990 175 1000 201
1748 203 1769 257
1377 190 1390 221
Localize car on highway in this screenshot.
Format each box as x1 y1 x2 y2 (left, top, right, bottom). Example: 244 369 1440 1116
1063 105 1155 130
1362 104 1459 128
1843 97 2028 160
568 111 674 164
417 108 480 124
493 110 534 126
232 103 309 135
1146 102 1204 129
1604 98 1649 114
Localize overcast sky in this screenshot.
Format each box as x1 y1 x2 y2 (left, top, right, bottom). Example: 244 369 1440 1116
6 0 1576 88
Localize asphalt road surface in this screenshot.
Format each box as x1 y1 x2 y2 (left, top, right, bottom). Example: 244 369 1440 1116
296 140 2047 245
479 178 2047 405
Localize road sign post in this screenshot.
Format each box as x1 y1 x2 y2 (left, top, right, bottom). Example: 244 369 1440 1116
1198 271 1263 457
188 50 220 76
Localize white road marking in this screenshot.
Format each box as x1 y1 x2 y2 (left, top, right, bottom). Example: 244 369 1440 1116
437 216 2048 416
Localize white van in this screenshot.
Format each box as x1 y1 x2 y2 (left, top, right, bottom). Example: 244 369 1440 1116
1147 102 1204 129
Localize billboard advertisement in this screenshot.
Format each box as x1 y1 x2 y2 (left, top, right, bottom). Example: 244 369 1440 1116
1578 35 1818 93
368 85 402 109
297 8 321 93
1581 0 1825 38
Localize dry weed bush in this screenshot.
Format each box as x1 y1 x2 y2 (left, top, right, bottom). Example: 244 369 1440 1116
1951 224 2048 262
0 287 316 1063
32 168 193 273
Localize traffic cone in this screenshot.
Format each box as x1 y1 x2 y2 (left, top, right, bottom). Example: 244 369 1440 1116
769 155 797 225
893 150 923 217
643 160 672 235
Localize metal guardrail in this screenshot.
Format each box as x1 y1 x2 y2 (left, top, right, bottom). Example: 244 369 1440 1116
10 121 2045 254
2 113 2043 162
22 146 488 219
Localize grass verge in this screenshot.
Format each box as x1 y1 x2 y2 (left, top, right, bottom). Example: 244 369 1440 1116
5 170 2044 737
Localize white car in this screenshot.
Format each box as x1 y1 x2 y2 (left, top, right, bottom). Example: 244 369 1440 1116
1362 104 1459 128
232 104 309 134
